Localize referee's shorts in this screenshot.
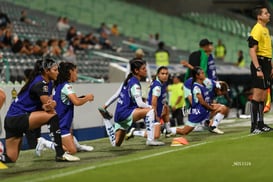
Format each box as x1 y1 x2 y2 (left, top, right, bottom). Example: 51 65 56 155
250 56 272 89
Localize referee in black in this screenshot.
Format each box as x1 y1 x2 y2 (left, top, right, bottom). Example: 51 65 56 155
248 6 273 134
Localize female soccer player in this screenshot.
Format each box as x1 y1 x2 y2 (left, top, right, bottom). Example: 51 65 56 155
170 67 217 135
0 58 79 163
35 62 94 156
100 59 163 146
126 66 172 140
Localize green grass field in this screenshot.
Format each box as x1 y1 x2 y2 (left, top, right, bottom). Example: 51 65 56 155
1 114 273 182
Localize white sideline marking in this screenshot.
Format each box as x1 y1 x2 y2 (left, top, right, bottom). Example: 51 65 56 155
27 134 253 182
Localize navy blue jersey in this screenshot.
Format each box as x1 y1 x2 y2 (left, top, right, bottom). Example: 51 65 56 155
207 54 217 81
7 75 52 116
147 78 167 117
114 76 140 122
53 81 74 134
184 77 216 103
188 82 210 123
184 77 193 90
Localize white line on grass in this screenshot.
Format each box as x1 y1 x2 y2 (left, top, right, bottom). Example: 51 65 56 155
27 134 254 182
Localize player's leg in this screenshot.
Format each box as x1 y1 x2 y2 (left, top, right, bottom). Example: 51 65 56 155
115 129 126 146
103 118 116 146
61 134 77 154
176 125 194 135
0 89 6 138
29 112 79 161
35 137 55 157
0 137 22 163
209 104 226 134
73 136 94 152
133 108 164 146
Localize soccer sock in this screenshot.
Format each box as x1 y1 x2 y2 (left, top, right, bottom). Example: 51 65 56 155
258 101 265 128
212 113 224 127
164 122 171 132
250 100 259 130
48 115 64 157
103 118 116 146
144 109 155 141
0 154 13 163
73 136 81 149
133 130 145 137
43 138 55 150
170 127 177 135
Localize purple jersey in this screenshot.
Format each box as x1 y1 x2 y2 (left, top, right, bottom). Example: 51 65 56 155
188 82 210 123
147 78 167 117
114 76 140 122
7 75 52 116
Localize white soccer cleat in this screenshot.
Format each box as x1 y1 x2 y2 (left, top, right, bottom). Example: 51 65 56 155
251 128 262 135
125 127 135 140
211 127 224 134
35 137 46 157
56 152 80 162
146 140 165 146
77 145 94 152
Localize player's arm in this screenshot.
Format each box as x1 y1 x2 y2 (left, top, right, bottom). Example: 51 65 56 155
131 84 151 108
60 83 94 106
196 93 214 111
181 60 194 70
31 82 56 112
151 95 159 121
103 83 123 109
193 86 213 111
69 93 94 106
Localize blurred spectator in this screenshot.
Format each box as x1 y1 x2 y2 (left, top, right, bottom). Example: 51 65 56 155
0 28 5 48
98 22 111 35
149 32 160 45
56 16 70 32
155 41 170 66
71 37 88 51
235 50 245 68
32 39 48 56
135 48 145 59
58 39 76 62
1 28 13 48
80 32 100 49
11 34 32 55
66 26 77 43
20 10 37 25
127 37 138 51
111 24 119 36
48 39 61 56
0 11 12 29
99 31 121 52
214 39 227 61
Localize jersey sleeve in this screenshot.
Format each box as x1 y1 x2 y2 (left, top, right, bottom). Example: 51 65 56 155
61 83 76 96
131 83 151 108
152 85 161 97
192 85 201 103
30 81 49 98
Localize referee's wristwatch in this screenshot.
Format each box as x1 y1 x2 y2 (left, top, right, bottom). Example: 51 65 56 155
256 66 262 72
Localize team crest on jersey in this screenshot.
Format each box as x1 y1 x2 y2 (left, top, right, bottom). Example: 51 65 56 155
43 85 48 92
67 85 72 90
